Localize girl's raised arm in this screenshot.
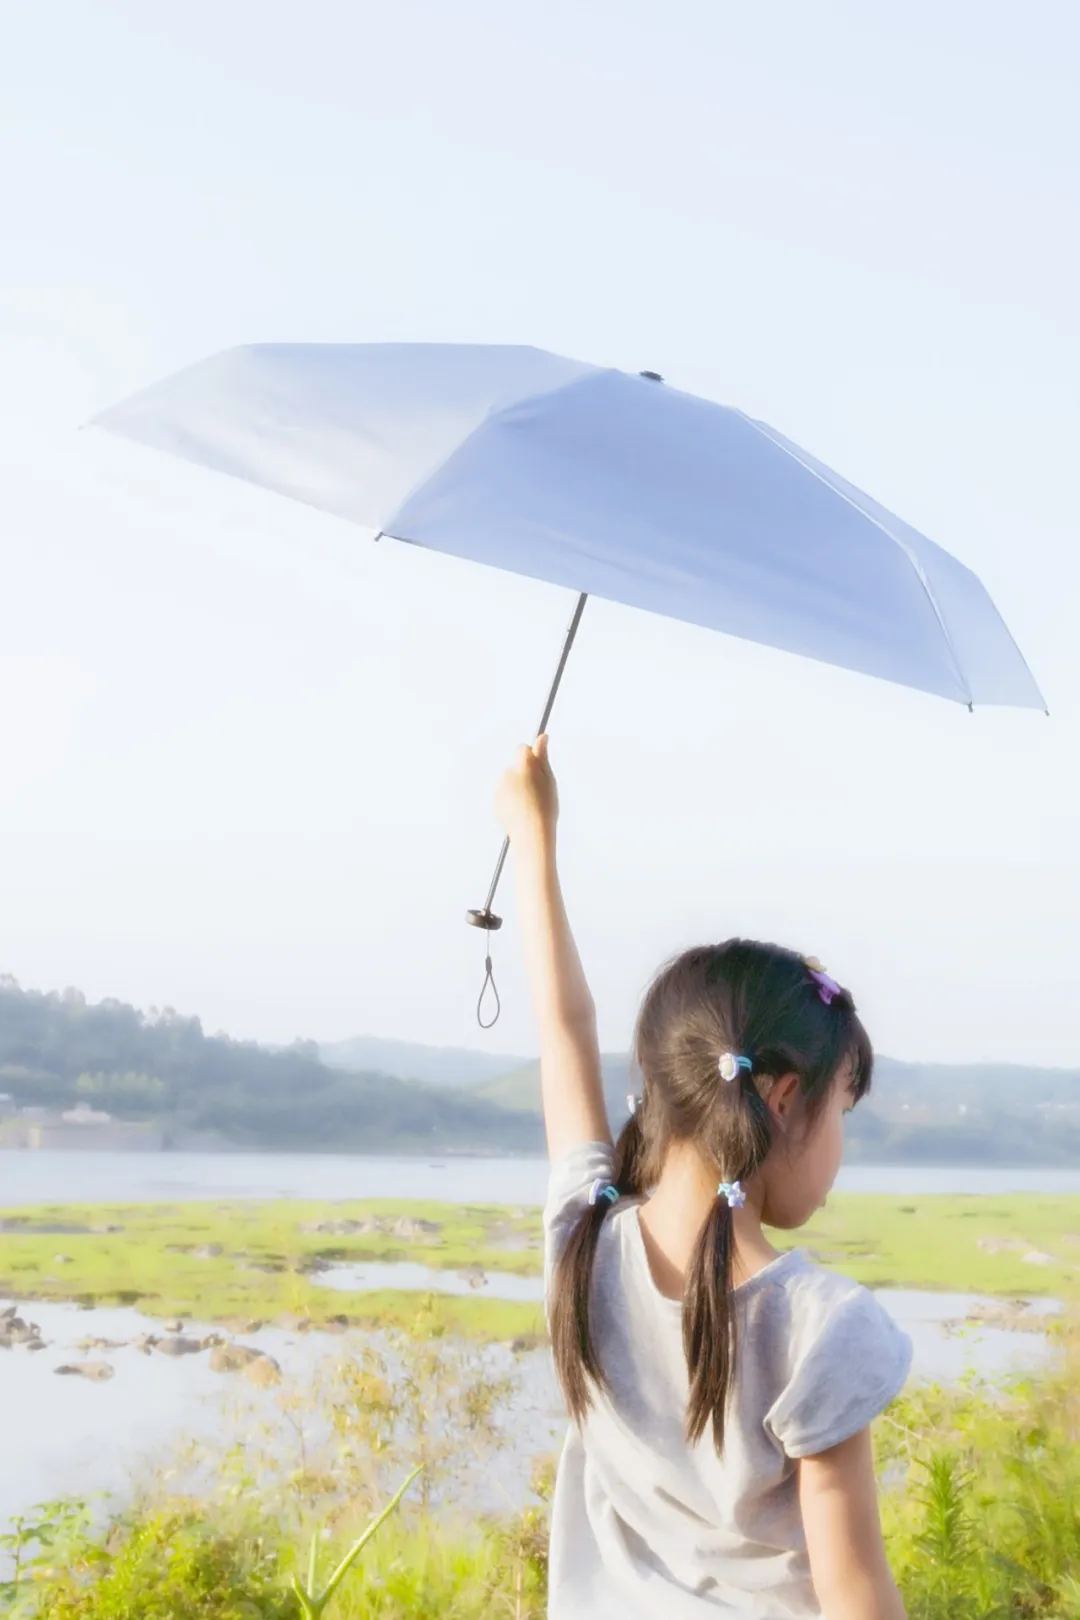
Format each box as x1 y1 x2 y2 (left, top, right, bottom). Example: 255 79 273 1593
496 737 611 1163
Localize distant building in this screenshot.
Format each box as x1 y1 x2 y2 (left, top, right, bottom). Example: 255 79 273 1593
0 1105 163 1152
61 1102 113 1124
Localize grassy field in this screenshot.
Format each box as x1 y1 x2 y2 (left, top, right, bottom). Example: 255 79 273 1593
8 1314 1080 1617
1 1193 1078 1337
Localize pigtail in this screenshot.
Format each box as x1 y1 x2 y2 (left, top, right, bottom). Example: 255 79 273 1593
550 1104 649 1423
684 1079 774 1451
683 1193 738 1449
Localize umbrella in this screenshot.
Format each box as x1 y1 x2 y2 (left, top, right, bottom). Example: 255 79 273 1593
93 342 1045 1022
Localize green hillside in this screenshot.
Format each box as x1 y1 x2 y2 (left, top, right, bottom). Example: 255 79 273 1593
319 1034 529 1087
0 977 542 1155
475 1053 1080 1166
476 1055 634 1120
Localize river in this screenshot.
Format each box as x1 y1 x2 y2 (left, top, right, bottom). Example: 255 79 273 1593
3 1150 1080 1206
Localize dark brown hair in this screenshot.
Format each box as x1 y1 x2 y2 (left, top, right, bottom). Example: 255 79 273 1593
549 939 872 1454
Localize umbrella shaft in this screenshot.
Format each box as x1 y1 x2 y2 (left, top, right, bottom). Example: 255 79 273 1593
478 591 589 918
534 591 590 737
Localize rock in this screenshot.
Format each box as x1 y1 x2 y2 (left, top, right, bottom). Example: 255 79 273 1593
55 1360 115 1381
4 1318 41 1345
218 1316 264 1335
133 1334 158 1356
960 1301 1051 1335
298 1214 441 1239
0 1219 90 1235
193 1244 222 1259
275 1314 312 1333
77 1337 128 1353
154 1336 204 1358
321 1314 349 1333
393 1216 441 1238
508 1333 545 1353
208 1341 281 1386
1022 1250 1056 1267
460 1266 487 1289
200 1332 227 1349
301 1217 373 1235
53 1255 73 1265
162 1319 184 1333
26 1338 47 1352
209 1342 270 1374
294 1254 330 1275
0 1305 17 1321
242 1354 282 1388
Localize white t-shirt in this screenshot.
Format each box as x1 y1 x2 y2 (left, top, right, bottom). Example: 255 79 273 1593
543 1142 912 1620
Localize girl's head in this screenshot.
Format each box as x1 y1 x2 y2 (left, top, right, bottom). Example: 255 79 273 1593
550 938 872 1452
633 940 872 1226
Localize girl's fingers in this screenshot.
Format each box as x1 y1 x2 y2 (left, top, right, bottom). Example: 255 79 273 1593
534 734 550 764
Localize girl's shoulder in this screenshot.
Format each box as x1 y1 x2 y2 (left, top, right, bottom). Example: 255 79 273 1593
543 1139 617 1231
756 1252 913 1458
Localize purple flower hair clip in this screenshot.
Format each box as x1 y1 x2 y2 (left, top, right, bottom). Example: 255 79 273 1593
804 956 842 1006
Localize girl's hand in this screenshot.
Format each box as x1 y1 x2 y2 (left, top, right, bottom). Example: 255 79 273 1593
495 735 558 855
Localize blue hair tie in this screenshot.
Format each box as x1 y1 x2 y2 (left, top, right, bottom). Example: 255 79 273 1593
588 1178 619 1207
719 1052 753 1083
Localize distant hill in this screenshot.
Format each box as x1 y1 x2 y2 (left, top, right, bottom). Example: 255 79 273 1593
0 978 541 1155
476 1055 635 1120
318 1035 529 1088
473 1053 1080 1166
2 977 1077 1164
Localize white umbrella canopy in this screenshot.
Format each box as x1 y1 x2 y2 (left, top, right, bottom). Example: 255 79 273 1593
94 342 1046 1023
94 341 1044 712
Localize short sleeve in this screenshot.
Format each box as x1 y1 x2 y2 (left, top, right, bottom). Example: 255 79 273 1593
542 1141 616 1286
766 1287 913 1459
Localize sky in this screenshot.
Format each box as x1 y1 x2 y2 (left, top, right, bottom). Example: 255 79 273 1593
1 1 1078 1067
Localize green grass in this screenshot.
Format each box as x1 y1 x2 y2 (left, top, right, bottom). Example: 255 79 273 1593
779 1193 1080 1299
876 1317 1080 1616
1 1194 1077 1338
0 1198 546 1339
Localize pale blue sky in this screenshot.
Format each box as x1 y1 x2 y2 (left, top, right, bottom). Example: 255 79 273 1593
1 1 1077 1065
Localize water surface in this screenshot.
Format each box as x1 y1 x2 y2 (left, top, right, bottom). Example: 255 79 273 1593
315 1260 546 1301
3 1150 1079 1207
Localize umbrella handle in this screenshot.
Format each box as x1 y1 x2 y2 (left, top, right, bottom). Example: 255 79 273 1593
467 593 589 1024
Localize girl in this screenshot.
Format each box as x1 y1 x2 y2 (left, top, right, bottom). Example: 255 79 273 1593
496 737 912 1620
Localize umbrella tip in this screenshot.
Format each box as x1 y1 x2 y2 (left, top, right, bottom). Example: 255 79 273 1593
639 370 664 382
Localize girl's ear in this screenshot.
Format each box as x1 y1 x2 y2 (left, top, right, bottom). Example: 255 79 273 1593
762 1072 801 1130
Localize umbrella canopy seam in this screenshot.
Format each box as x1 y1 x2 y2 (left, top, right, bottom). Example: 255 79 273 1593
737 412 975 709
379 367 618 540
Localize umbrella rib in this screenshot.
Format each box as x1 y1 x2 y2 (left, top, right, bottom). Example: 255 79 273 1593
736 413 975 708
